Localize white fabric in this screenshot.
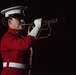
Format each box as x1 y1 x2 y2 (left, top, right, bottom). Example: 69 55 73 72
34 18 42 28
28 26 40 37
28 18 42 37
3 62 26 69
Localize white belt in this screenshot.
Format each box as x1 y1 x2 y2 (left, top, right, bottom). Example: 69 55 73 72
3 62 27 69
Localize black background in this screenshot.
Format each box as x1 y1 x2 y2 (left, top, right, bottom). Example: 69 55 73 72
0 0 76 75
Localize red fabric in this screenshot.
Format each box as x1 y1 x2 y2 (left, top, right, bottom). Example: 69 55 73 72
0 28 35 75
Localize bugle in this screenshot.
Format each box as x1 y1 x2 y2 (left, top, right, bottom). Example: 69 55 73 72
25 18 58 39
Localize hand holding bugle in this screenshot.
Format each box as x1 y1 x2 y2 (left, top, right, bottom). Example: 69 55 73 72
26 18 58 39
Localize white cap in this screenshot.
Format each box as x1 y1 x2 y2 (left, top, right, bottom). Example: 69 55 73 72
1 6 27 17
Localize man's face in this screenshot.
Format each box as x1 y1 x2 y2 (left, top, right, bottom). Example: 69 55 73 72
8 17 25 30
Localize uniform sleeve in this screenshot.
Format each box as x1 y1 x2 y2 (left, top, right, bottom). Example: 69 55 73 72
2 34 35 51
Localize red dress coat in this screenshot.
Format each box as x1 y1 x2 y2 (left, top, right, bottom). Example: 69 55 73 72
0 28 35 75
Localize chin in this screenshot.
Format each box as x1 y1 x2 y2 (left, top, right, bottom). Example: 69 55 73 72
19 29 23 30
19 27 23 30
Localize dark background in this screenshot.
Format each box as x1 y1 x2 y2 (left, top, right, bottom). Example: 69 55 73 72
0 0 76 75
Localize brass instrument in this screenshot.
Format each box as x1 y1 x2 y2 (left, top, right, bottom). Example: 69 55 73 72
25 18 58 39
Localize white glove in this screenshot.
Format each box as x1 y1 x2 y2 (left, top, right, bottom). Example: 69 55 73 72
34 18 42 28
28 18 42 38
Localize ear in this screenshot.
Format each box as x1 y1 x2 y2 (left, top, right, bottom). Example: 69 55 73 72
8 18 12 25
